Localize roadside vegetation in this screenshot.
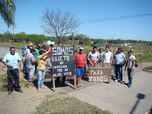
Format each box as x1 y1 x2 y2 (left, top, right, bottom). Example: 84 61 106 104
0 32 152 63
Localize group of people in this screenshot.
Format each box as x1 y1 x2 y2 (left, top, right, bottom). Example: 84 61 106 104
0 41 137 94
74 45 137 88
0 41 54 94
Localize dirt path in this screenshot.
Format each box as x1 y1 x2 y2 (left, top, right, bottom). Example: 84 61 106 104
69 64 152 114
0 87 53 114
0 63 151 114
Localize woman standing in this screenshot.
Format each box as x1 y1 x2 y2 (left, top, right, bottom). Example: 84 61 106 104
37 48 51 90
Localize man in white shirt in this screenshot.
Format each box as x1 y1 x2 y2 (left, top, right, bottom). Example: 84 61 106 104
103 48 113 64
2 47 22 94
103 47 113 83
88 46 99 66
125 50 136 87
114 48 126 82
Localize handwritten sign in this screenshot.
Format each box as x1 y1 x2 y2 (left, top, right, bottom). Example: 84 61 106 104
51 46 75 77
87 64 112 82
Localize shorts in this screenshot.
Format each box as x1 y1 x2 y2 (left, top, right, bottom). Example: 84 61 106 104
75 67 85 77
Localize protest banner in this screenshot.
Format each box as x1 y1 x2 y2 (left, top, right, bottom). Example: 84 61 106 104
49 46 76 90
87 63 112 82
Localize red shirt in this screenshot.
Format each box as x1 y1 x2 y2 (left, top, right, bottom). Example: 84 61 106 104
74 52 86 67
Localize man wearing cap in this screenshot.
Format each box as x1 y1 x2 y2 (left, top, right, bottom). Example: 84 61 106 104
74 47 87 88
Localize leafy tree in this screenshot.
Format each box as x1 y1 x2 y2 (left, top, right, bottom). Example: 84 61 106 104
0 0 16 27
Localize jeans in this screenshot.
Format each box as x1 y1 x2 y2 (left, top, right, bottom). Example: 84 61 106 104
127 68 133 86
24 66 35 82
115 64 123 81
37 69 46 89
7 69 21 91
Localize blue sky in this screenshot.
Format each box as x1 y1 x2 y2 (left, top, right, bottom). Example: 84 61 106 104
1 0 152 40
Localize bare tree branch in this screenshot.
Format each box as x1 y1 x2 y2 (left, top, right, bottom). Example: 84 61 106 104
42 9 79 44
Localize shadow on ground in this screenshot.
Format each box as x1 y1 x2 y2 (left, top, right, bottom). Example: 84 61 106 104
129 93 146 114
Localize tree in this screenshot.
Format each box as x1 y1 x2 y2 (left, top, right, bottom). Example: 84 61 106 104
42 9 79 44
0 0 16 27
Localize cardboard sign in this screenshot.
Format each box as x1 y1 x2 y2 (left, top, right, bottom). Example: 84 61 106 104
87 64 112 82
51 46 75 77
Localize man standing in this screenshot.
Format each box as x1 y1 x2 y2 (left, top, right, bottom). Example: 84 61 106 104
88 46 99 66
74 47 87 88
24 48 35 83
2 47 22 94
114 48 126 83
103 47 113 83
125 50 136 88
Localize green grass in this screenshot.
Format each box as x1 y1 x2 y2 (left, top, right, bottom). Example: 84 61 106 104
0 74 7 91
141 53 152 62
13 42 28 47
36 93 111 114
0 73 31 92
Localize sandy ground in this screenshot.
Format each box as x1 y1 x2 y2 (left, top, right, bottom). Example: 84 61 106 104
69 63 152 114
0 46 151 114
0 63 151 114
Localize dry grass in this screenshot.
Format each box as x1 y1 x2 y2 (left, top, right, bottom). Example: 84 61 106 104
36 93 112 114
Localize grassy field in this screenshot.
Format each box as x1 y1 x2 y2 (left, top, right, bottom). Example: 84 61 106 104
36 93 111 114
1 41 152 63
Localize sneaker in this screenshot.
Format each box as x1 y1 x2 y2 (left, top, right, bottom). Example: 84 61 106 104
8 90 13 95
127 83 131 88
15 89 23 93
115 80 118 82
42 86 47 89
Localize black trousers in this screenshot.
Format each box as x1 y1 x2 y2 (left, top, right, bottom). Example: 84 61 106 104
7 69 21 91
127 68 133 85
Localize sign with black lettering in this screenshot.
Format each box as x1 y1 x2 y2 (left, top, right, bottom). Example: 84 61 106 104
51 46 75 77
87 64 112 82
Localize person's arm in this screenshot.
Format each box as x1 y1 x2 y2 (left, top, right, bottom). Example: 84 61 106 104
122 53 127 66
97 52 100 63
84 54 87 66
131 56 136 68
125 59 128 70
1 55 8 66
17 53 22 69
110 53 113 64
39 48 51 59
87 52 93 65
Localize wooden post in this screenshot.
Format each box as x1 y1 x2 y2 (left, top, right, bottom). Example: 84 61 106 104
52 76 56 91
74 75 77 88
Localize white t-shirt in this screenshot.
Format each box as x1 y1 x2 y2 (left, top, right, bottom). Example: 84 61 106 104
103 51 113 63
88 51 99 61
128 55 136 68
115 52 126 65
3 52 21 69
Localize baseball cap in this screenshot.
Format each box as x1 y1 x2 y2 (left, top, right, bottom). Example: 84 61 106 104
47 41 55 45
79 46 84 50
